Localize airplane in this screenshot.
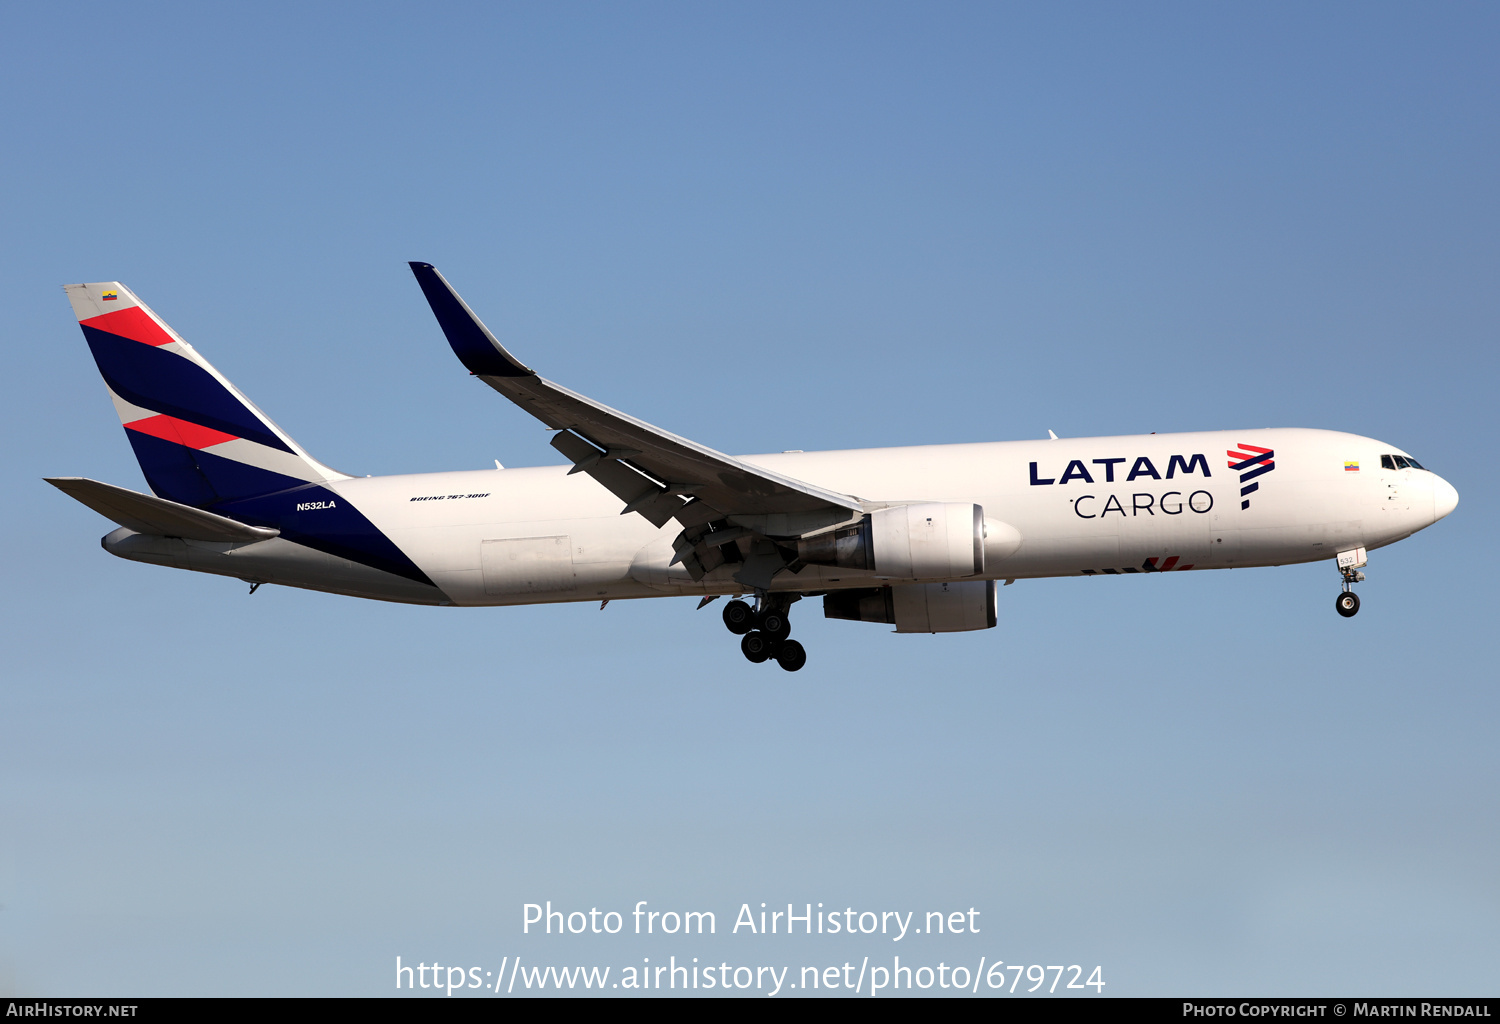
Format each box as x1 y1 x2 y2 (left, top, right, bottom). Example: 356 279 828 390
49 263 1460 672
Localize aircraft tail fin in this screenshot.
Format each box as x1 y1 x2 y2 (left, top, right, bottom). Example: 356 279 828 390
64 282 347 509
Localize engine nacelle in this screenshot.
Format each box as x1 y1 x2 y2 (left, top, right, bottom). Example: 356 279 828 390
797 502 985 580
824 580 997 633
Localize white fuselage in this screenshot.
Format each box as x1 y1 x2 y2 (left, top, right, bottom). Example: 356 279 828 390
103 427 1457 608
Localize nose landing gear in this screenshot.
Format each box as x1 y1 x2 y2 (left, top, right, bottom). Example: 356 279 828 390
1335 546 1367 618
721 595 807 671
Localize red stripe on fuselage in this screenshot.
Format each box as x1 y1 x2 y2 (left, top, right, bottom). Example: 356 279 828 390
125 413 239 449
81 305 176 347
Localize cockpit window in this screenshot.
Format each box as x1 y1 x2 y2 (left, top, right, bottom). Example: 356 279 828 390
1381 454 1426 471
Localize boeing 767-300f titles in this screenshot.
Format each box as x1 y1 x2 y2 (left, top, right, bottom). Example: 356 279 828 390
49 263 1459 671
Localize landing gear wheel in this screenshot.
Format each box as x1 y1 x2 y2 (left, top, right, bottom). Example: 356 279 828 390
723 600 755 635
1336 591 1360 618
774 639 807 672
759 610 791 641
741 631 773 663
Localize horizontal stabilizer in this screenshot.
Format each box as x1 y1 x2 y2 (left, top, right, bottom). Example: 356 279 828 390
45 477 280 543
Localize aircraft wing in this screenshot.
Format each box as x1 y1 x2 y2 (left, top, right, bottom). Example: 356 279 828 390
409 263 862 553
409 262 868 587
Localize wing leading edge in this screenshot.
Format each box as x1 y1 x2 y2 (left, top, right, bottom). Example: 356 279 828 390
407 262 864 588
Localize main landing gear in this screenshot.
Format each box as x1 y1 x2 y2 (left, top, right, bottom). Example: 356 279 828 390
723 596 807 671
1335 546 1367 618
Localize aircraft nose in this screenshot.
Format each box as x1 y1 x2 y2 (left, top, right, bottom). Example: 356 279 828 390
1432 475 1459 521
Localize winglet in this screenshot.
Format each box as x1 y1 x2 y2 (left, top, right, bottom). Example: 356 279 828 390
408 263 534 377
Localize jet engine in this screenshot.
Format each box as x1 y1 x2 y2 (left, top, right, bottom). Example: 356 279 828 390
796 502 985 580
824 580 997 633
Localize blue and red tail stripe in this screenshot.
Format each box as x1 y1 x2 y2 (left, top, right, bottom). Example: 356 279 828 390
81 324 295 455
81 305 177 347
124 412 241 449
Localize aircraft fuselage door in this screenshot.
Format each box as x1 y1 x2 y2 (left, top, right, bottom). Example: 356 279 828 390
481 536 577 596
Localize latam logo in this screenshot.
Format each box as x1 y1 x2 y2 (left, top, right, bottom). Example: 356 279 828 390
1228 443 1274 510
1029 454 1211 486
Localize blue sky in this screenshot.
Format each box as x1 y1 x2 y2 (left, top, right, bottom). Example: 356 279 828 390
3 1 1497 996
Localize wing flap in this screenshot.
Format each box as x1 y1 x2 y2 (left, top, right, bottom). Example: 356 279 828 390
549 429 683 528
46 477 280 543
